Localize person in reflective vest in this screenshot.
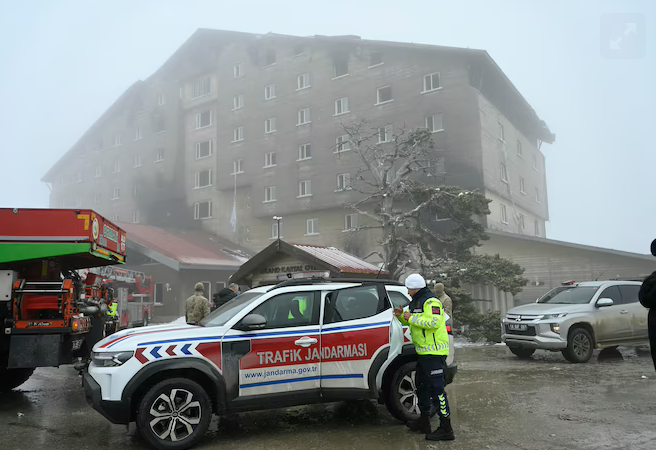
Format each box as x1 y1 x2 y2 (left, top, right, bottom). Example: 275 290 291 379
289 296 307 319
395 273 454 441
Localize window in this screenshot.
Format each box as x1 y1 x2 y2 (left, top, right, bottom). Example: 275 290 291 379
423 72 441 92
194 201 212 220
196 140 212 159
293 44 305 56
94 166 101 178
599 286 622 305
517 140 523 157
378 124 392 143
132 210 140 224
264 152 277 167
337 173 351 191
534 220 540 237
306 218 319 235
134 125 142 140
233 63 244 78
376 85 392 104
297 73 311 90
195 169 213 187
535 187 541 203
264 186 276 202
233 126 244 142
324 285 385 324
388 291 411 308
298 143 311 160
336 135 351 152
75 196 82 208
154 115 166 133
344 213 358 231
618 285 641 304
271 221 282 239
157 91 165 105
233 94 244 110
93 193 101 204
519 176 526 194
298 180 312 197
113 160 121 173
155 148 164 162
333 55 348 78
196 110 212 129
264 84 276 100
134 155 142 168
112 188 120 200
113 214 120 222
533 154 539 171
76 172 83 183
425 113 444 132
501 163 508 182
369 51 383 67
334 97 349 115
264 49 276 66
265 117 276 133
246 292 319 329
231 160 243 175
113 135 121 147
191 78 211 98
297 108 311 125
498 123 505 141
132 184 139 198
501 204 508 224
519 214 525 230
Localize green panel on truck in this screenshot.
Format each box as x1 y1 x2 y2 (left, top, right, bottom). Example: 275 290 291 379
0 242 92 264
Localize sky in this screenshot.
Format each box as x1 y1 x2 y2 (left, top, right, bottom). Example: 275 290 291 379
0 0 654 254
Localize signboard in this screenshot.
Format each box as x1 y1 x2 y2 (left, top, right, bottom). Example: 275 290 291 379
261 263 318 274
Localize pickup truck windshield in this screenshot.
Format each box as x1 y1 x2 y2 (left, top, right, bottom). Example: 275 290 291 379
200 292 262 327
538 286 599 305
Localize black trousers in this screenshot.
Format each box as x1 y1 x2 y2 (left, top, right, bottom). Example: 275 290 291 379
416 354 450 418
649 309 656 372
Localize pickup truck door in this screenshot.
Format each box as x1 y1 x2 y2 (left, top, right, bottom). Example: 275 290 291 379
619 285 649 340
595 286 633 343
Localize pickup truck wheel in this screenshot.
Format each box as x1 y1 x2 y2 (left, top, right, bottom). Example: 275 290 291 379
562 328 594 363
385 362 437 422
508 346 535 359
137 378 211 450
0 368 35 393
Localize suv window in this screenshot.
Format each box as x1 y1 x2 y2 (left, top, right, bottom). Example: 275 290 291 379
618 285 641 304
324 285 386 324
388 290 411 308
245 291 319 329
598 285 622 305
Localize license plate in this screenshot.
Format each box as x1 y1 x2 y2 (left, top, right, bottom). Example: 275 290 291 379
508 323 528 331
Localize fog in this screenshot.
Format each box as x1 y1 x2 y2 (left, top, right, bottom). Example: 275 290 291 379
0 0 654 254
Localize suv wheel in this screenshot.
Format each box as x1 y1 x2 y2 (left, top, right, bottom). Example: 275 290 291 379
562 328 594 363
385 362 437 422
508 346 535 359
137 378 212 450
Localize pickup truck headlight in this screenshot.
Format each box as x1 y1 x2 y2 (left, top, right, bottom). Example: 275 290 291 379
92 351 134 367
542 313 568 320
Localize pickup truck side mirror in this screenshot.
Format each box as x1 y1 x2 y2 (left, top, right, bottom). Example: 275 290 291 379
239 314 267 331
596 298 614 308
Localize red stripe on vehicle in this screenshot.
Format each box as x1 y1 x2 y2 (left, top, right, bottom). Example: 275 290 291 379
196 342 222 370
239 334 321 370
166 345 177 356
135 347 148 364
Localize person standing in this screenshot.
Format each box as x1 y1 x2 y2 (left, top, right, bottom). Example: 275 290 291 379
186 282 211 322
214 283 240 310
394 274 454 441
638 239 656 371
432 282 452 318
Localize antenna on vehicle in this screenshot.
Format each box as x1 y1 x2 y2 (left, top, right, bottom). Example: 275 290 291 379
594 266 613 281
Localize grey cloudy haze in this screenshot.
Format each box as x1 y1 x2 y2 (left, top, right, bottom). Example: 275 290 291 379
0 0 653 254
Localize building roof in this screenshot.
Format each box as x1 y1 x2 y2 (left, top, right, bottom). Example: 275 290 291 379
229 240 386 284
120 223 251 271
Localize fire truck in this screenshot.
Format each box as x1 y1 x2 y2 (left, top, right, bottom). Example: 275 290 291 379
87 266 155 329
0 208 126 392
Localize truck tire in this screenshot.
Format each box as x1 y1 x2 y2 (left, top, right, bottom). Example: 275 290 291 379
136 378 212 450
385 362 437 423
0 368 35 393
508 346 536 359
562 327 594 363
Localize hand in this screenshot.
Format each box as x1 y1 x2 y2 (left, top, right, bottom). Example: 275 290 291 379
393 306 403 317
403 311 412 321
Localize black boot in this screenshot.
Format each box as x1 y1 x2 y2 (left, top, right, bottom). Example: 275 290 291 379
426 417 455 441
406 413 431 434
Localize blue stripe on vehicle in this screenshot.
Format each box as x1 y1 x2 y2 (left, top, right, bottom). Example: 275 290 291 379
239 373 363 389
150 346 162 359
321 321 389 332
180 343 193 355
222 328 321 340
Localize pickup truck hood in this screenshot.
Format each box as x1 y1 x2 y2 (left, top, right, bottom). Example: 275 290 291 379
507 302 591 316
93 322 225 352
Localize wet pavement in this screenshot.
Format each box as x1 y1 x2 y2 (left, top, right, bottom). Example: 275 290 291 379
2 345 655 450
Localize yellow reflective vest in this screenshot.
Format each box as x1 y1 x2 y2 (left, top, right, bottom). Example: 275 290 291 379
397 288 449 356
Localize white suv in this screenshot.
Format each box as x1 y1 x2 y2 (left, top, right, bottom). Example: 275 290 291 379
84 279 457 450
